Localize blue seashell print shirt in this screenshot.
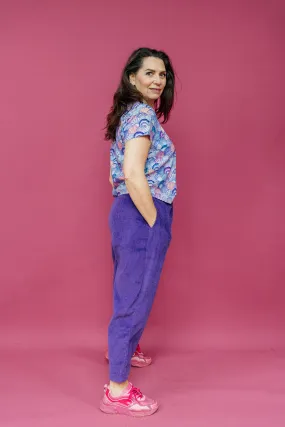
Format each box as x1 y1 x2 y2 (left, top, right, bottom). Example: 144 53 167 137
110 101 177 204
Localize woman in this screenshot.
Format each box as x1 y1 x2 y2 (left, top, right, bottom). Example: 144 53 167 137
100 47 177 417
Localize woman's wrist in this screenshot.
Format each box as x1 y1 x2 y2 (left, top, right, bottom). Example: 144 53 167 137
148 209 157 228
125 175 157 227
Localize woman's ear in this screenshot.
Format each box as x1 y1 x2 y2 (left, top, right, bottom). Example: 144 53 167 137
129 73 136 86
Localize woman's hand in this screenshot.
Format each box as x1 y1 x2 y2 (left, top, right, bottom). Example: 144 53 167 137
148 209 157 228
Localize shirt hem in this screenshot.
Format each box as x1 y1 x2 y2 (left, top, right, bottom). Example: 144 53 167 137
112 189 175 204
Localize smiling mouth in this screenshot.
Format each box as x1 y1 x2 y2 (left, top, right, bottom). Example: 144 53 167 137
149 88 161 92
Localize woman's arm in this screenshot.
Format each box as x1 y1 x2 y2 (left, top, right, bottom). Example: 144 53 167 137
109 167 113 187
123 136 157 227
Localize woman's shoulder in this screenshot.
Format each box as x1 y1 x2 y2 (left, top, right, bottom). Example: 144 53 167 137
118 102 158 139
125 102 156 121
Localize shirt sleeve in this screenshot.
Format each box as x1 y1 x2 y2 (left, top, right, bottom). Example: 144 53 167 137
122 104 156 144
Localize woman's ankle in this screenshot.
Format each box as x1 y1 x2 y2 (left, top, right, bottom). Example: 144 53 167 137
109 380 129 396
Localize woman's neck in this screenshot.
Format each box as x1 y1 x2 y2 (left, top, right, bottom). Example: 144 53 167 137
142 98 155 109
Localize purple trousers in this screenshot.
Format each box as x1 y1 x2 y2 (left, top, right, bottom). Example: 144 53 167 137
108 194 173 382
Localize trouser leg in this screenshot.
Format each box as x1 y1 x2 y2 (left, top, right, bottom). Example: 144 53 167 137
108 195 173 383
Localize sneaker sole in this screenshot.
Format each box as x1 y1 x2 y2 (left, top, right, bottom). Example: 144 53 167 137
100 400 159 417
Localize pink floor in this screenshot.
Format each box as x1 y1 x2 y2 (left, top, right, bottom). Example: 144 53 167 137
1 338 285 427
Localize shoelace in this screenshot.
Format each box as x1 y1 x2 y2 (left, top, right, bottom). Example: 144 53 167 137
130 386 143 400
134 344 146 357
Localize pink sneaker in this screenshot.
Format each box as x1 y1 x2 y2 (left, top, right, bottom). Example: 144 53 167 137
105 344 152 368
100 382 159 417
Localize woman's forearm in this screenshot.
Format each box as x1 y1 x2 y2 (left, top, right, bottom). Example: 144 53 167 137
109 167 113 187
125 171 157 227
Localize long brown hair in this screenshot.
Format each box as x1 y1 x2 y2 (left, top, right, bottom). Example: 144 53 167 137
105 47 176 141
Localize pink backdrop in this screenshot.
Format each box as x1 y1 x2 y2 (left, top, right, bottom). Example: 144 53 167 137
0 0 284 353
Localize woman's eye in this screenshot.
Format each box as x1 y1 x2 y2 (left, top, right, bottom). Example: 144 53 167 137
146 72 166 77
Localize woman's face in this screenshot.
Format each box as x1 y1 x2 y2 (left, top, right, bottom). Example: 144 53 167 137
129 57 167 107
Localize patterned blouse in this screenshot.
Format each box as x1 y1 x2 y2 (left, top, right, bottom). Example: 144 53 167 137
110 101 177 204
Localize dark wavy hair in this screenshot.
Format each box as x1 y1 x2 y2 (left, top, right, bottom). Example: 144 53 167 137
105 47 176 141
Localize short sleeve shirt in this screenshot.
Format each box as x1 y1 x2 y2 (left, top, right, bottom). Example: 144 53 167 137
110 101 177 204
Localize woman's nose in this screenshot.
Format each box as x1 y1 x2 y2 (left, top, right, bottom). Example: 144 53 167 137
153 77 162 85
